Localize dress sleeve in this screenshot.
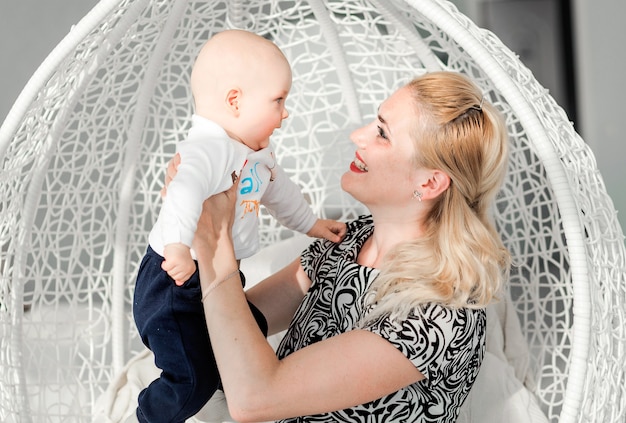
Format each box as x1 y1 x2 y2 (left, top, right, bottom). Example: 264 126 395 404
299 236 329 282
363 305 486 384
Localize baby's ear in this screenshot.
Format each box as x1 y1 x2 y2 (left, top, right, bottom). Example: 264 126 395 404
226 88 241 116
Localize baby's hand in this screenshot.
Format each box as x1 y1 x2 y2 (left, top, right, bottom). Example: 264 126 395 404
307 219 347 243
162 243 196 286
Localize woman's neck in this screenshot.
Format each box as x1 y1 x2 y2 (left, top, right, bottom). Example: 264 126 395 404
357 212 424 268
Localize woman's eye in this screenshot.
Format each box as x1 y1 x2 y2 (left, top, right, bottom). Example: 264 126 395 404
377 125 388 140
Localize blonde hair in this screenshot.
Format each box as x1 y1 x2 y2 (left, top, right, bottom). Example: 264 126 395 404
364 72 511 322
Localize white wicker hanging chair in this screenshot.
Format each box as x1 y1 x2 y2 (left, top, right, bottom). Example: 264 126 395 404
1 0 625 422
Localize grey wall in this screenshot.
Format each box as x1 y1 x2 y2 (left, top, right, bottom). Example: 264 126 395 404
454 0 626 241
1 0 625 240
572 0 626 238
0 1 99 120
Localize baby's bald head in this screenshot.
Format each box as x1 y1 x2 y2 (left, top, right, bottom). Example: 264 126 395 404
190 30 290 117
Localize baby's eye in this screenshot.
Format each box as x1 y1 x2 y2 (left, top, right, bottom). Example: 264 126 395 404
377 125 388 140
276 97 284 104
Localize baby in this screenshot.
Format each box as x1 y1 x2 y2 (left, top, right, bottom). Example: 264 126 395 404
131 30 345 423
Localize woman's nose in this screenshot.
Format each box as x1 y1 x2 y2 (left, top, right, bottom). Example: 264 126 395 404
350 125 367 148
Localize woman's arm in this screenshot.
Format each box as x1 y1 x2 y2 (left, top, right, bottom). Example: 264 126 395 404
163 152 309 334
245 258 311 336
194 184 424 423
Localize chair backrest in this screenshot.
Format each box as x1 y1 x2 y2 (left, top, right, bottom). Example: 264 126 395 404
1 0 624 422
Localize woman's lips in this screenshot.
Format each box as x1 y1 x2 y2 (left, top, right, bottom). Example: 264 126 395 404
350 161 365 173
351 152 368 172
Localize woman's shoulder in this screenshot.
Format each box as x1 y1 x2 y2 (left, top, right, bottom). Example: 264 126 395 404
300 215 373 266
345 214 373 235
324 214 373 250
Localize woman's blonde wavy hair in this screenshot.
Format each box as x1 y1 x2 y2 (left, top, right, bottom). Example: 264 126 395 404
363 71 511 323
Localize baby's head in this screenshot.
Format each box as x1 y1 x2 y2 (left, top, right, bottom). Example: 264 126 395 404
191 30 292 151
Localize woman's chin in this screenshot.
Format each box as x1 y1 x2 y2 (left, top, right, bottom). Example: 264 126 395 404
340 172 361 198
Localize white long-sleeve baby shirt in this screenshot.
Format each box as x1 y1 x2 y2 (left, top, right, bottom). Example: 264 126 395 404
149 115 317 260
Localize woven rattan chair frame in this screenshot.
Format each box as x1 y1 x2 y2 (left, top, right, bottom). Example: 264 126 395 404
0 0 624 421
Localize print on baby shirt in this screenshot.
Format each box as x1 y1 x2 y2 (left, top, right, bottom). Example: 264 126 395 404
239 161 264 219
238 151 277 220
232 158 271 258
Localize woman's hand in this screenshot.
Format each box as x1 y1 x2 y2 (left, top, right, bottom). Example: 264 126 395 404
189 171 423 422
192 171 239 256
160 153 181 198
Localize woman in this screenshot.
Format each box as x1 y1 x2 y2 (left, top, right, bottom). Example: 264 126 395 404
190 71 510 422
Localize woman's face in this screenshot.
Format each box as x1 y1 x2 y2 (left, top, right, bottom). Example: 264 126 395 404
341 86 423 208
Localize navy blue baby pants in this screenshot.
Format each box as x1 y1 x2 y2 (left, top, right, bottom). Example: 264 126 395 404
132 246 267 423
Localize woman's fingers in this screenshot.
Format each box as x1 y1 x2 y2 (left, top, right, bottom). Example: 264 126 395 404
160 153 182 197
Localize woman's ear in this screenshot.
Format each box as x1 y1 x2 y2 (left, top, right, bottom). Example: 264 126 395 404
225 88 241 116
419 169 450 200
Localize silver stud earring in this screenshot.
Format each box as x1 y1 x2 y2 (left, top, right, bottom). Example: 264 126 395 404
412 190 423 201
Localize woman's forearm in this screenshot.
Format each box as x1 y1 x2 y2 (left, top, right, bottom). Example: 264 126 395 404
245 258 311 335
194 227 423 422
194 229 283 419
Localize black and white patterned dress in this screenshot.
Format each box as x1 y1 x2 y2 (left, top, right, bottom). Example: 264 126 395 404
275 216 486 423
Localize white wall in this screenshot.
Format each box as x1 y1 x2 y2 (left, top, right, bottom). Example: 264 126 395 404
1 0 625 239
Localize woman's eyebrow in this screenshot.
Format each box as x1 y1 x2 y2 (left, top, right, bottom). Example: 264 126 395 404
376 106 387 124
